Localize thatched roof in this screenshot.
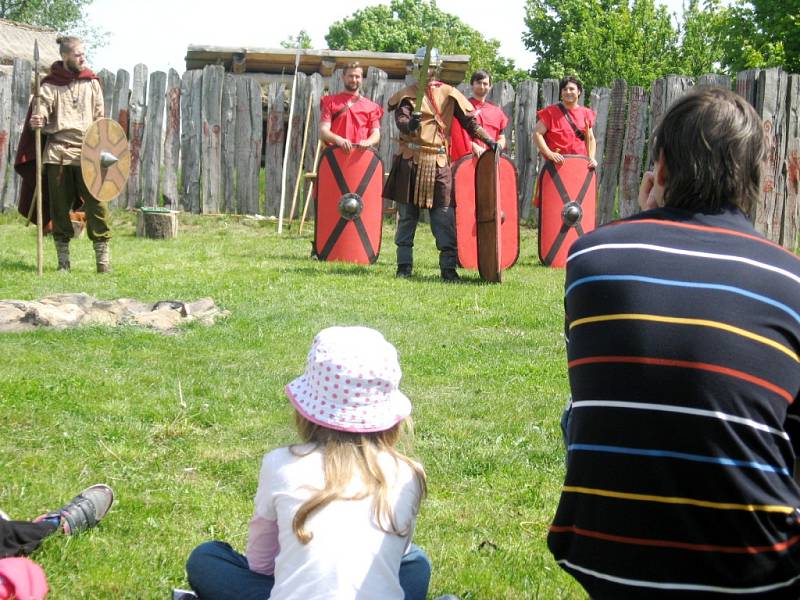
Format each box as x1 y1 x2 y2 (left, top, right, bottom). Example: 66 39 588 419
185 46 470 85
0 18 60 70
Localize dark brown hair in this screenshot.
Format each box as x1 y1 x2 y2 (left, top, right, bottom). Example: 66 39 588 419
470 70 491 85
651 86 765 214
559 75 583 94
56 36 82 56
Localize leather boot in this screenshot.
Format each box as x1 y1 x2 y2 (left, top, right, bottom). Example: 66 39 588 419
55 240 70 272
93 240 111 273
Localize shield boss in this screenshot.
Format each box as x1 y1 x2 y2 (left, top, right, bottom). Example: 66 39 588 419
81 118 130 202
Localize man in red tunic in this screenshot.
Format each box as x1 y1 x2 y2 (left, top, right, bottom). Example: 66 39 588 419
319 62 383 152
449 70 508 162
534 76 597 168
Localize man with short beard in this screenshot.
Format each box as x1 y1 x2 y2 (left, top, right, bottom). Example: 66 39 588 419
24 36 111 273
318 62 383 153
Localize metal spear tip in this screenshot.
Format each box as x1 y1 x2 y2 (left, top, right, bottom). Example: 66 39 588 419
34 39 39 62
100 151 119 168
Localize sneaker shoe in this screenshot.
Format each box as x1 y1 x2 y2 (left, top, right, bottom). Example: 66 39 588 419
0 509 9 521
48 484 114 535
396 264 413 278
440 268 460 282
172 589 199 600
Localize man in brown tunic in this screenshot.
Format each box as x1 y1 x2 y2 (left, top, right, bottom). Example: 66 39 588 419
384 48 496 282
27 36 111 273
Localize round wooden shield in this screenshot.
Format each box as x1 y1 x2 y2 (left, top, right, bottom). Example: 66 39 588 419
537 155 597 268
314 147 383 265
81 118 131 202
453 152 519 274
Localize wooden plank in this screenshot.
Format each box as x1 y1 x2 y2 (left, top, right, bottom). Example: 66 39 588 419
589 87 611 184
285 72 308 221
736 69 760 108
645 78 665 169
111 68 130 134
125 63 148 209
363 66 386 105
236 76 262 215
141 70 167 208
755 68 788 242
380 79 405 180
2 59 32 212
221 73 238 213
180 70 202 212
697 73 731 89
664 75 694 109
201 64 225 214
488 80 515 142
598 79 627 225
514 79 538 222
541 79 559 108
162 68 181 208
618 86 650 218
328 68 344 94
264 80 285 216
0 72 12 212
97 68 115 118
782 74 800 251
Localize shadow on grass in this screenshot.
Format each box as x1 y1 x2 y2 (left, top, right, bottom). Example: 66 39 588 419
0 258 35 273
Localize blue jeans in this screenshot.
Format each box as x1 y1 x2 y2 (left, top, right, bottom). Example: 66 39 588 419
186 540 431 600
395 202 458 269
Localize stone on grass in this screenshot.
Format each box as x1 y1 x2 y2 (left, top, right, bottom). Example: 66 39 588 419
0 294 229 333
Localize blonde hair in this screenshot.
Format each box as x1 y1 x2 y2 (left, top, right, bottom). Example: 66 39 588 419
290 411 427 544
56 36 82 56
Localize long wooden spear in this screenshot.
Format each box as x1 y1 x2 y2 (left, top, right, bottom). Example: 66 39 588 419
33 40 44 276
298 139 322 235
277 41 302 233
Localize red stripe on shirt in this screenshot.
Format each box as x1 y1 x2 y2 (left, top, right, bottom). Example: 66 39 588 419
550 524 800 554
568 356 793 403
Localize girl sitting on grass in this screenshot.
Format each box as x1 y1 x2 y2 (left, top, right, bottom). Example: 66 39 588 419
185 326 430 600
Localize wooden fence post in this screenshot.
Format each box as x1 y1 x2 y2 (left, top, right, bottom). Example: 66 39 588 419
235 76 262 215
141 70 166 208
180 69 202 213
755 68 789 242
221 73 238 213
618 86 650 218
698 74 731 89
598 79 627 225
304 73 325 174
590 87 611 184
111 68 130 132
97 68 115 117
783 74 800 250
514 79 538 222
2 59 32 212
0 72 12 211
489 80 515 143
264 80 286 216
162 68 181 207
126 63 148 209
736 69 760 108
201 64 224 214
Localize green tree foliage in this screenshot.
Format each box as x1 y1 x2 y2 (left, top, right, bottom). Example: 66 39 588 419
676 0 728 77
523 0 682 91
325 0 527 83
719 0 796 73
0 0 91 31
281 30 313 50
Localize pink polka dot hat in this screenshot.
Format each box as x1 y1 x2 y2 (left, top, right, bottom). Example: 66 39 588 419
285 326 412 433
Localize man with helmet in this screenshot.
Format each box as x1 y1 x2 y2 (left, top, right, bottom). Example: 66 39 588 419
384 46 498 282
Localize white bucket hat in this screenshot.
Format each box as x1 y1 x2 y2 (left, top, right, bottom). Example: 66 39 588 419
286 326 412 433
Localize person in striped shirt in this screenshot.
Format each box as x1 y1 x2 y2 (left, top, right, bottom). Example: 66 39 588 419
548 86 800 598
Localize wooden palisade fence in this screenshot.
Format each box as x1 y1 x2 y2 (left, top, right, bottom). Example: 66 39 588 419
0 62 798 249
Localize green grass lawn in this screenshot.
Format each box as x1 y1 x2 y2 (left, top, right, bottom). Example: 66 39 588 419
0 210 583 599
